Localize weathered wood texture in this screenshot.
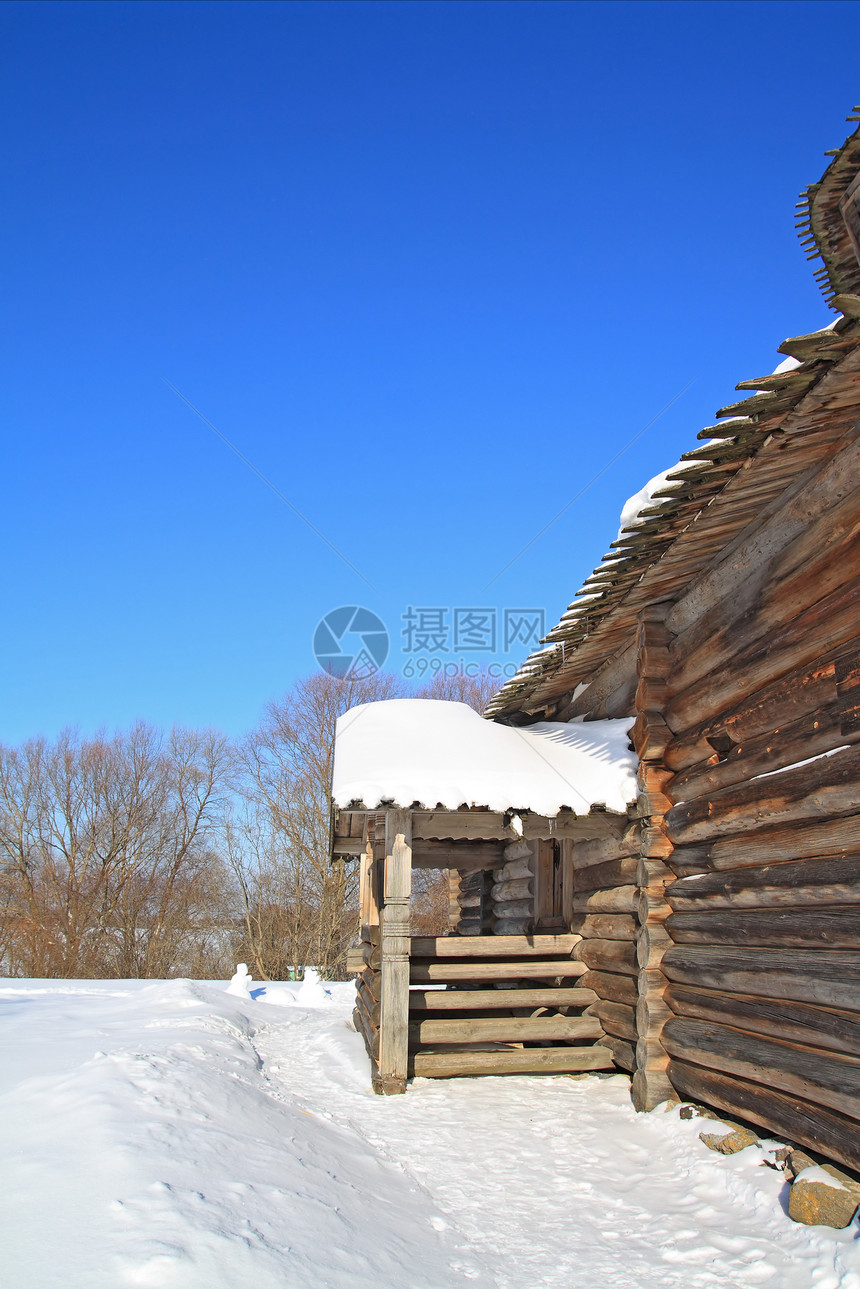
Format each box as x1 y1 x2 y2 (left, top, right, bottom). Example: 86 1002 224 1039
376 809 412 1094
411 1045 614 1078
668 1059 860 1174
411 933 580 958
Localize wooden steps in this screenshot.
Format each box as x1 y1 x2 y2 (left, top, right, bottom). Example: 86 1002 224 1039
404 933 615 1081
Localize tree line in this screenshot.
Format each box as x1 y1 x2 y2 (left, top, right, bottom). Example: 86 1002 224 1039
0 670 498 980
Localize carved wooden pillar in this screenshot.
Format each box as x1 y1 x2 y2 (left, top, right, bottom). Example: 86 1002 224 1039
376 808 412 1094
632 604 677 1111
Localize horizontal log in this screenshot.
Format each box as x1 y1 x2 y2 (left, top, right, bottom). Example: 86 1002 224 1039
356 977 380 1026
665 746 860 846
669 814 860 873
410 959 588 983
669 702 850 805
410 1045 614 1078
572 833 640 869
662 945 860 1012
597 1033 636 1072
570 913 638 941
490 877 533 903
571 885 638 914
345 946 364 974
665 580 860 732
664 659 837 773
575 939 638 976
497 857 534 882
412 841 503 868
409 986 598 1011
667 479 860 699
663 1017 860 1122
352 1005 379 1063
412 810 625 842
587 1000 637 1042
668 1059 860 1173
361 940 381 972
573 856 640 893
411 1014 603 1045
666 906 860 949
409 934 580 958
579 970 638 1006
667 855 860 910
456 891 483 909
491 899 532 920
454 922 483 937
493 918 533 936
665 983 860 1058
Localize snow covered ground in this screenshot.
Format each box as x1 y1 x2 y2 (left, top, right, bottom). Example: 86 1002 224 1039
2 976 859 1289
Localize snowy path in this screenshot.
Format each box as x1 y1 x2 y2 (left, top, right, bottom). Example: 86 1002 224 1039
1 978 859 1288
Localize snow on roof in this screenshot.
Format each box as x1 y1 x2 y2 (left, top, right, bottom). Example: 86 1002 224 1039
332 699 637 816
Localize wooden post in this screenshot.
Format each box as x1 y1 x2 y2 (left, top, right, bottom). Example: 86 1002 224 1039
632 604 678 1112
359 827 380 930
376 808 412 1094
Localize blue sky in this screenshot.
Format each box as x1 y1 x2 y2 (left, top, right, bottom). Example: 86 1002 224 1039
2 0 858 742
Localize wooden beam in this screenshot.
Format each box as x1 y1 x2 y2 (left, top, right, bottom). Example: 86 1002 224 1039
410 959 588 983
408 986 597 1011
409 933 579 958
376 809 412 1094
411 1045 614 1078
411 1014 603 1045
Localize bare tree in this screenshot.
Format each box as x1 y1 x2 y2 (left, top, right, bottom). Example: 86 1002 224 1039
234 670 406 979
0 724 233 979
416 668 502 713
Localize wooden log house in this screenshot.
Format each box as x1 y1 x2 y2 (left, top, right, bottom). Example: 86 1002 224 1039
331 113 860 1172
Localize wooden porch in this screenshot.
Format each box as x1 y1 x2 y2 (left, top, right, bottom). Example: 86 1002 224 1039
342 807 616 1093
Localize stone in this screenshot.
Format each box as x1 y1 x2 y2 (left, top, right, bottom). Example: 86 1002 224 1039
698 1121 759 1155
789 1165 860 1229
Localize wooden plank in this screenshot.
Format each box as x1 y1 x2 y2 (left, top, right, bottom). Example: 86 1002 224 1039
377 810 412 1094
411 1045 614 1078
663 1017 860 1122
579 970 638 1006
665 983 860 1058
411 1014 603 1045
665 746 860 847
409 933 580 959
666 906 860 949
667 855 860 910
668 1059 860 1173
409 986 597 1011
410 959 588 983
662 944 860 1012
411 810 626 842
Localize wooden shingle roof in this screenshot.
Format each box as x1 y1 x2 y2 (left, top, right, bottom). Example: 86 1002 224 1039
486 117 860 726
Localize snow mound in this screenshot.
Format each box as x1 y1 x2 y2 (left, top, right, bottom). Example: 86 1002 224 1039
333 699 637 816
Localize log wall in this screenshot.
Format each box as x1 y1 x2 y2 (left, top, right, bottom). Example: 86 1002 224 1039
656 436 860 1169
570 820 640 1074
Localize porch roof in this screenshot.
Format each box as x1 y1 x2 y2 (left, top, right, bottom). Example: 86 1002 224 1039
332 699 636 817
